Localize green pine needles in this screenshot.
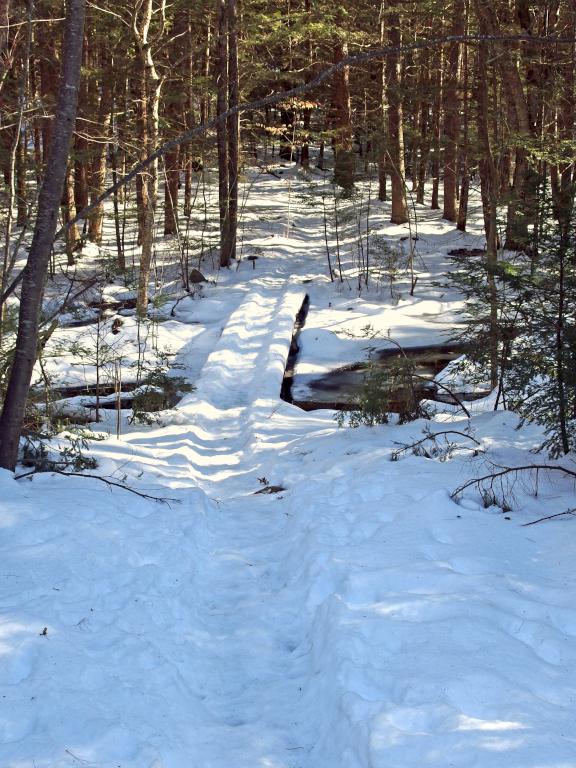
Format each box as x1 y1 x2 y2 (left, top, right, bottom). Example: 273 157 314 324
451 179 576 456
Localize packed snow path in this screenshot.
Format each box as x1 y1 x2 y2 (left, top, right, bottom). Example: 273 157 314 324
114 283 320 765
144 285 315 762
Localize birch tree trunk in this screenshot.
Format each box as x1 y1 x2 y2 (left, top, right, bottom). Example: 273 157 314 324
0 0 86 471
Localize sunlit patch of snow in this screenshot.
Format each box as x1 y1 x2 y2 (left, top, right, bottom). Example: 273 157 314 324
456 715 527 732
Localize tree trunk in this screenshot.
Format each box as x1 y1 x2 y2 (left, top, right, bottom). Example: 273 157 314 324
387 10 408 224
15 128 27 227
332 39 354 193
62 161 80 264
442 0 464 221
0 0 9 60
216 0 230 267
74 134 89 213
0 0 85 472
109 117 125 272
183 149 193 218
430 45 443 209
73 42 91 215
377 3 387 201
38 55 56 165
476 42 499 389
200 16 212 125
30 65 43 186
415 47 431 205
300 0 313 170
553 1 575 237
163 147 180 235
225 0 240 262
474 0 532 249
133 0 162 318
87 60 112 244
457 8 470 232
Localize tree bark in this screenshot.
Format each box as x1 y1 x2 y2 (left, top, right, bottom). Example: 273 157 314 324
62 161 80 264
415 46 431 205
15 128 27 226
73 42 91 215
474 0 532 249
225 0 240 262
457 3 470 231
430 44 443 209
163 146 180 235
300 0 313 169
200 16 212 125
133 0 162 318
0 0 9 59
87 55 112 244
377 3 387 201
332 38 354 193
38 54 56 165
476 42 499 389
216 0 230 267
0 0 85 472
552 1 575 237
386 9 408 223
442 0 464 221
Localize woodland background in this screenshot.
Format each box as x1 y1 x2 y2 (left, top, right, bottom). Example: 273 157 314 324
0 0 575 468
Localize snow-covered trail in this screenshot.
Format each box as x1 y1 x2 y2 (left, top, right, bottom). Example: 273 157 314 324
116 282 318 766
123 282 307 489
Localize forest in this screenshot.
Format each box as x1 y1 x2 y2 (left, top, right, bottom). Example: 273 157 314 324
0 0 575 464
0 1 576 767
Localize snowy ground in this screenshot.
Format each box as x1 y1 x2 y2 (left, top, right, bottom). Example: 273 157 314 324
1 164 576 768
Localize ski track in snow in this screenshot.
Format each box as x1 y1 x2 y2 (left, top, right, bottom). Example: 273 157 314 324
2 172 576 767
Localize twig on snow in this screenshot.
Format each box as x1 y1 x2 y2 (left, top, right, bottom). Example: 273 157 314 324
451 463 576 500
15 467 178 504
392 429 482 459
522 509 576 527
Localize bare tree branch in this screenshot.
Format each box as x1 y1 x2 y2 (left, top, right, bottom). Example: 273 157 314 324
392 429 482 459
451 463 576 500
414 373 472 417
522 509 576 527
15 467 178 503
0 17 65 29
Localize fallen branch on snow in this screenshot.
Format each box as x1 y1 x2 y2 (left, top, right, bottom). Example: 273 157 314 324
15 467 178 504
522 509 576 527
451 462 576 511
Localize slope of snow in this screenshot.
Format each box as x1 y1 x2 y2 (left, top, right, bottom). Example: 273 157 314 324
1 165 576 768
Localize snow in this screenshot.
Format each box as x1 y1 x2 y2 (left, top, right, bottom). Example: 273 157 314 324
1 164 576 767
